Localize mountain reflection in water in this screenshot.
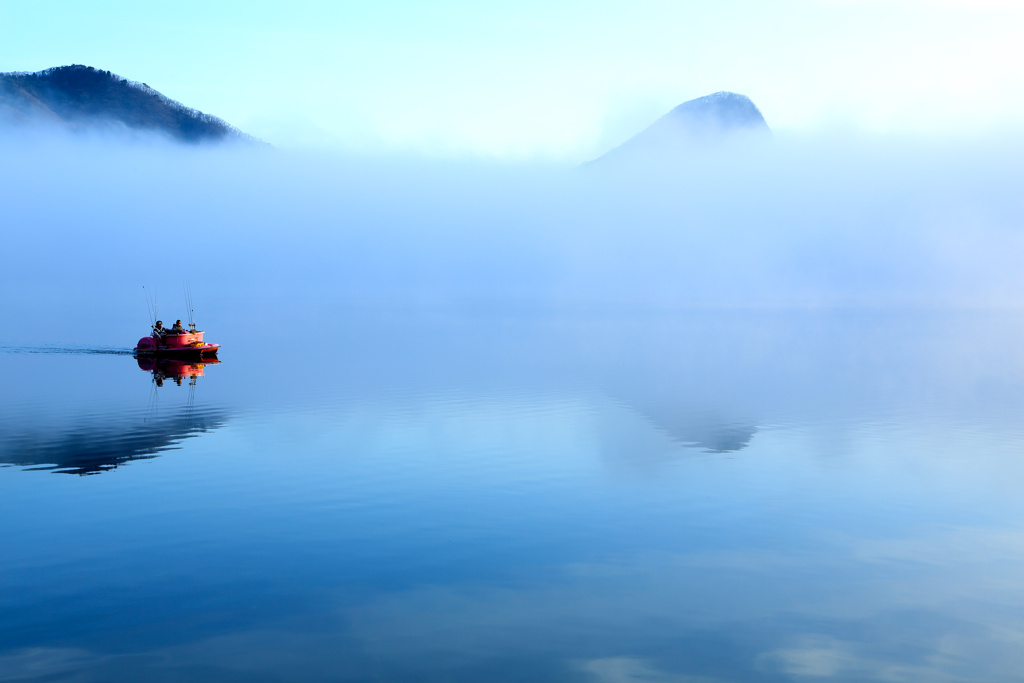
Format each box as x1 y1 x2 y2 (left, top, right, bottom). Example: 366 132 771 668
0 407 227 475
0 354 225 475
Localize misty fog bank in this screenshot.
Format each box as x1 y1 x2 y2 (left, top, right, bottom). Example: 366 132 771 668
1 130 1022 343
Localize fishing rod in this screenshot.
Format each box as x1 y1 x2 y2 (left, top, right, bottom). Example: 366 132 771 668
142 286 157 327
183 282 197 330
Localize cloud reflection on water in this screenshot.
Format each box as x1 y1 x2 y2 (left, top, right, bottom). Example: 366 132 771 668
8 519 1024 682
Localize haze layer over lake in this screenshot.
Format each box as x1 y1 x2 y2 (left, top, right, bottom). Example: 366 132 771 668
2 133 1024 681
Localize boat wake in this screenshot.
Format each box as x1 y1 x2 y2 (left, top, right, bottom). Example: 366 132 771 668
0 344 134 355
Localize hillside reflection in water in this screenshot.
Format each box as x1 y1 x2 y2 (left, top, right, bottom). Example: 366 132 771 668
3 310 1024 682
0 353 225 475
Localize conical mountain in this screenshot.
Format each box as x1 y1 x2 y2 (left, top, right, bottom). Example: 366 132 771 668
593 91 769 164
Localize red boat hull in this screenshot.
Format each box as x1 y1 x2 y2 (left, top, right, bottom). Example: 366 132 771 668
135 331 219 357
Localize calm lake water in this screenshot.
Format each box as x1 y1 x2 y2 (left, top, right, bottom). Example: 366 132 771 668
3 309 1024 682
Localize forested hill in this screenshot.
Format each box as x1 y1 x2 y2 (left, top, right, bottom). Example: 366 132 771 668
0 65 253 143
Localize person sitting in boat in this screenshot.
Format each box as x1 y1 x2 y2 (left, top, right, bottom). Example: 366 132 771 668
171 320 186 334
152 320 166 339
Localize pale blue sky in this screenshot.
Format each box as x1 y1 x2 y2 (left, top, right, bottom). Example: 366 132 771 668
2 1 1022 158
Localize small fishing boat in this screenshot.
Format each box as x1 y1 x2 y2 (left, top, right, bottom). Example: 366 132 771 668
136 286 219 358
135 323 220 358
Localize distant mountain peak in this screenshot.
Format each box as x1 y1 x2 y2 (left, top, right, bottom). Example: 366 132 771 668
592 91 769 164
0 64 255 144
667 91 768 129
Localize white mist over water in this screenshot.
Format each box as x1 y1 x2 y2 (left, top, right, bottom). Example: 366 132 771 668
1 129 1023 346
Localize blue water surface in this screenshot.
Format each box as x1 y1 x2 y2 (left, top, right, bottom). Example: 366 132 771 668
3 309 1024 682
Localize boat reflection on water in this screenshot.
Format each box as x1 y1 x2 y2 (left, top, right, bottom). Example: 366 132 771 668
138 356 220 387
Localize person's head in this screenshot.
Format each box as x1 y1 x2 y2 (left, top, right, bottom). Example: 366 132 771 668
156 320 163 327
175 320 182 326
